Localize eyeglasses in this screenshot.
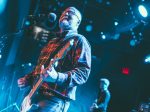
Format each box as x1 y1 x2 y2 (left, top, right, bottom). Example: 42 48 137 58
62 10 81 22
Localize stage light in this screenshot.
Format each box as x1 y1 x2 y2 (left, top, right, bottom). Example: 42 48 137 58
85 25 93 32
112 33 120 40
131 31 135 35
100 32 104 35
130 39 137 46
101 34 106 39
25 20 30 26
138 5 148 18
122 67 130 75
28 63 32 66
114 21 118 26
139 32 142 36
144 55 150 63
96 0 103 3
21 64 25 67
0 54 2 59
0 0 7 14
106 1 111 6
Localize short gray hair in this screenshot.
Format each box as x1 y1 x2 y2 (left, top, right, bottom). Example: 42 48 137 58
67 7 82 23
100 78 110 87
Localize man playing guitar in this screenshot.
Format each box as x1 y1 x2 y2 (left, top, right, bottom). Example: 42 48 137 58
18 7 91 112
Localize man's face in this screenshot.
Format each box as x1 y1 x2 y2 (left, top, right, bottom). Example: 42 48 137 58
59 8 80 31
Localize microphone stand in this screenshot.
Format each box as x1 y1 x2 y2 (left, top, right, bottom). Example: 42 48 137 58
1 29 24 39
1 15 26 40
0 103 20 112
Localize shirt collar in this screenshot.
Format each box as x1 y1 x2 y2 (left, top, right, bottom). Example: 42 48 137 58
58 30 78 38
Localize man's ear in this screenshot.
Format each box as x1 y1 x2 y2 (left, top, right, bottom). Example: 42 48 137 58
76 21 80 27
77 20 80 25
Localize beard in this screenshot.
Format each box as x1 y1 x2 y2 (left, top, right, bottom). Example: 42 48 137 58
59 19 72 30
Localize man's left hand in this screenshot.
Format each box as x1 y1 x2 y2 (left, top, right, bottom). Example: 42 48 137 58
41 65 58 83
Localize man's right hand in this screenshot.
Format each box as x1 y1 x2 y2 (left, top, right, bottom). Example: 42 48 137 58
90 103 98 111
18 77 27 88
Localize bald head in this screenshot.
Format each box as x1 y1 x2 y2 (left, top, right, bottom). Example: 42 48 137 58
59 7 82 31
66 7 82 24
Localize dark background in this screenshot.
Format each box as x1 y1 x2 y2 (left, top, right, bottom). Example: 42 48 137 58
0 0 150 112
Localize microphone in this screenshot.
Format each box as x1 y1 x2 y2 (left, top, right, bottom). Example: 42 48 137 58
39 12 57 30
47 12 57 23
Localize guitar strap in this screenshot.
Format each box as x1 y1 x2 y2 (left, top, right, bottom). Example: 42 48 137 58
44 32 77 68
43 37 63 68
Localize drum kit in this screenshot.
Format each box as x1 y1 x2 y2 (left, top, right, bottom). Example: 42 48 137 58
138 102 150 112
130 101 150 112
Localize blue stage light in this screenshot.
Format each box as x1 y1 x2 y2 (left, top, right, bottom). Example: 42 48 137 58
85 25 93 32
28 63 32 66
0 0 7 14
0 54 2 59
138 5 148 18
102 35 106 39
25 21 30 26
130 39 137 46
144 55 150 63
114 21 118 26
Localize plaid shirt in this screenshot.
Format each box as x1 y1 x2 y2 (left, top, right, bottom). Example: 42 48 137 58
25 30 91 100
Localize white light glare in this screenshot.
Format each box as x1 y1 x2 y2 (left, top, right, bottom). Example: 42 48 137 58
138 5 148 18
28 63 32 66
144 55 150 63
114 21 118 26
34 26 42 33
102 35 106 39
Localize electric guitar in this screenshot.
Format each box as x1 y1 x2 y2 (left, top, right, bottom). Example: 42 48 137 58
20 39 74 112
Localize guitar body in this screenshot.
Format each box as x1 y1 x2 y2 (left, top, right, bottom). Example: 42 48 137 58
21 95 39 112
20 96 31 112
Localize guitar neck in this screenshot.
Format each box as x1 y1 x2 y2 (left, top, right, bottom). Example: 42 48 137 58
27 39 74 99
28 77 43 99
